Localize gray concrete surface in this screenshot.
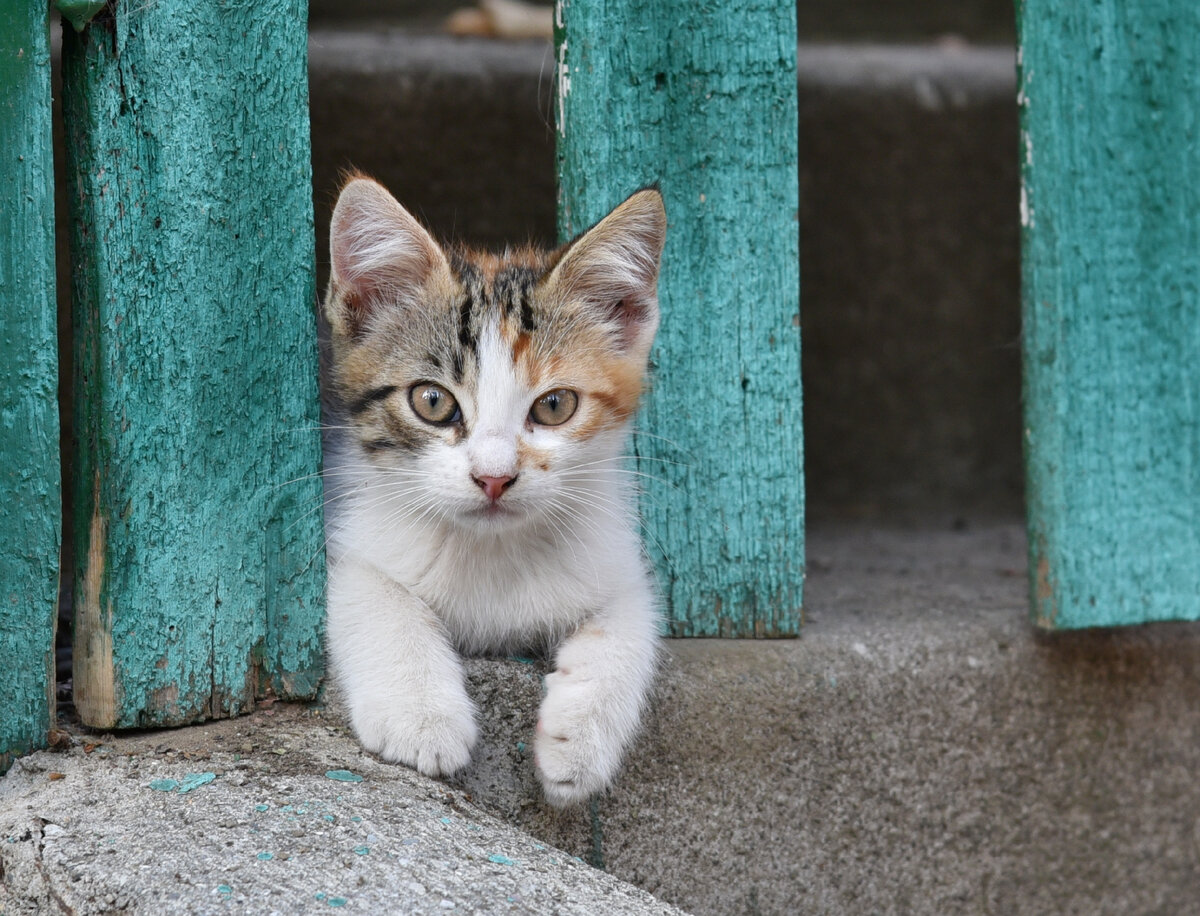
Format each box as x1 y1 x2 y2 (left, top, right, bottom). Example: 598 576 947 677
0 707 685 915
796 45 1022 519
9 522 1200 915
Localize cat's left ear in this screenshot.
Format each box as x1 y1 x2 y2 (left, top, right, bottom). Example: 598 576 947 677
326 176 450 338
547 188 666 359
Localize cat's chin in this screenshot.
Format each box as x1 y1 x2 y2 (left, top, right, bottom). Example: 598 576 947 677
454 502 532 533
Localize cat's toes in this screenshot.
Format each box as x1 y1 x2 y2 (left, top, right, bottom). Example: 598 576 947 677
353 702 477 777
533 682 622 807
535 744 606 806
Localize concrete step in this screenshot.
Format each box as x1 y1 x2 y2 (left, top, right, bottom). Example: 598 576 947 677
307 30 1022 518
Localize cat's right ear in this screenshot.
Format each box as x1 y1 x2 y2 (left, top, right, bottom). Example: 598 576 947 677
326 177 449 337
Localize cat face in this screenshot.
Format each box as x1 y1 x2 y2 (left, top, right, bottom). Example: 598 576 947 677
325 176 666 532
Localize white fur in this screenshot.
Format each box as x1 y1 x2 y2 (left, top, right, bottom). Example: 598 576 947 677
324 317 660 807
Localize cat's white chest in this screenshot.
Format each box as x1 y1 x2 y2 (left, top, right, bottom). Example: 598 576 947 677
340 493 631 652
421 534 602 649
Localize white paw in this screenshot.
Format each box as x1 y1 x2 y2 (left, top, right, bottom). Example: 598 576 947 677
533 667 626 807
350 691 477 777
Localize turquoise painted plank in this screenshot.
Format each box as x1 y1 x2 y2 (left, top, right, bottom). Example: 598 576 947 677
61 0 326 727
1018 0 1200 628
0 0 61 771
555 0 804 636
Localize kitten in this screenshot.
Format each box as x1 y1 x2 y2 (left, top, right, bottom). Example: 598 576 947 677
322 175 666 807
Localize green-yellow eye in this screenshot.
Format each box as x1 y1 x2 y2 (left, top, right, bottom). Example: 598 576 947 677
530 388 579 426
409 383 460 425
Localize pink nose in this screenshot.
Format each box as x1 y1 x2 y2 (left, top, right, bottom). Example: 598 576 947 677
472 474 517 502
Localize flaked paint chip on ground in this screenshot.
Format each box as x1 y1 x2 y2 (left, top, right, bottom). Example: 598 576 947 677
325 769 363 782
488 853 517 866
149 772 216 794
178 772 216 793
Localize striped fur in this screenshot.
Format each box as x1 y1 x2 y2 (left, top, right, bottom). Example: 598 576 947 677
323 176 666 806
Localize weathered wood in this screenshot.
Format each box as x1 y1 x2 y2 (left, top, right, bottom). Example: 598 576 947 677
556 0 804 636
1018 1 1200 628
0 1 60 772
61 0 326 727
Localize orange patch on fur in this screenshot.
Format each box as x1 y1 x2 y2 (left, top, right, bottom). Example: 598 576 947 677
517 439 553 472
512 332 532 363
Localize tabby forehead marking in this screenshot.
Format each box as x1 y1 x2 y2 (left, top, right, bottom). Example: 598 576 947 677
349 384 399 416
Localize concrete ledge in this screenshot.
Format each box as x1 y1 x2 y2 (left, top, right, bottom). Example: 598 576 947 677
0 707 684 915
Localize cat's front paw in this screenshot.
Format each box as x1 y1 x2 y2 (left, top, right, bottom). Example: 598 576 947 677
350 693 478 777
533 669 628 807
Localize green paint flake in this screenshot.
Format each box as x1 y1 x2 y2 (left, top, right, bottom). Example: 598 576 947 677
323 814 336 823
217 885 233 896
507 656 535 665
325 769 363 783
178 772 216 793
354 845 370 855
148 779 180 792
256 852 274 861
254 804 270 812
440 817 452 825
351 816 362 823
328 897 348 907
488 854 517 866
515 742 526 753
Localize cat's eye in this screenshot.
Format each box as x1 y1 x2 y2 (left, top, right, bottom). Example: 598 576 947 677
529 388 579 427
409 383 461 426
